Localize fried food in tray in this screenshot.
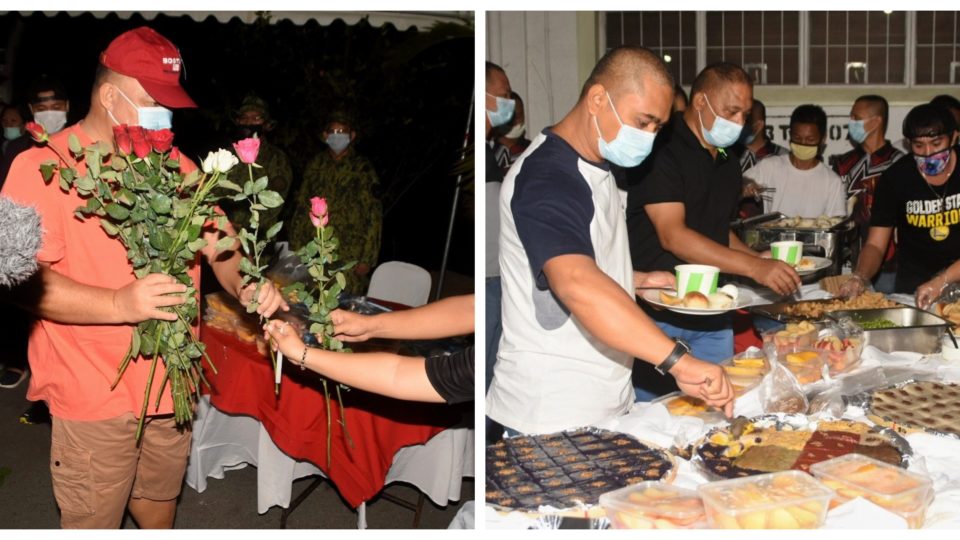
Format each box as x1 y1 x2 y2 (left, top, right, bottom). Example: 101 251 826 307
486 428 676 515
692 416 908 480
772 292 900 321
935 301 960 330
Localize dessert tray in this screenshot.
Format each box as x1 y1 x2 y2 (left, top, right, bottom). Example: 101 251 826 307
690 414 911 480
486 428 676 514
858 380 960 440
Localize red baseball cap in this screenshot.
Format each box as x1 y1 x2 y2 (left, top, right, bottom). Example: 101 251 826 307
100 27 197 109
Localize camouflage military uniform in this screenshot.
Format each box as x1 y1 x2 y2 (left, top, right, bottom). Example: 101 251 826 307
220 138 293 235
289 150 382 295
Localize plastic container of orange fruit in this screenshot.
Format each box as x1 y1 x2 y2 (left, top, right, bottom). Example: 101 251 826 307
810 454 933 529
697 470 834 529
776 348 827 385
599 481 706 529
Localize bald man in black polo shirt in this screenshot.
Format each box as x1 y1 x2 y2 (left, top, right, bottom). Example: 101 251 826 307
626 62 801 400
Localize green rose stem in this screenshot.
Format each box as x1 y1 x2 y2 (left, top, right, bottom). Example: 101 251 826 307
311 224 355 463
111 165 224 441
242 162 280 395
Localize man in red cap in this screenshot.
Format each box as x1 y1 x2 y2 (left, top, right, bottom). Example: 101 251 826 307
2 26 288 529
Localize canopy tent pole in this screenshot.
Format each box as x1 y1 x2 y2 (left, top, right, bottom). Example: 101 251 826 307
434 89 474 300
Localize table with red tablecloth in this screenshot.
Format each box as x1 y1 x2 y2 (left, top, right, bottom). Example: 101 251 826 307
197 321 464 509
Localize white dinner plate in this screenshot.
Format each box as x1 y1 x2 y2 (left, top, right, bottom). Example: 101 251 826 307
795 256 833 276
641 289 757 316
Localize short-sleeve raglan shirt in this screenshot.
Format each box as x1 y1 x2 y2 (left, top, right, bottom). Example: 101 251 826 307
486 129 635 435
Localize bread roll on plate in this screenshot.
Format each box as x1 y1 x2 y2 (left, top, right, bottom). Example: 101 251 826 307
682 291 710 308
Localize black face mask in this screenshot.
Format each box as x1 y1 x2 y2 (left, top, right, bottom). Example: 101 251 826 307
234 124 263 140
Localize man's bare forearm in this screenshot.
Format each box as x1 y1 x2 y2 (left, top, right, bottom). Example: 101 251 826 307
9 264 124 324
545 255 675 366
661 227 758 278
368 295 474 340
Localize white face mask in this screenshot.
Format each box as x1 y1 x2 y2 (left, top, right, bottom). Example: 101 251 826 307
504 122 526 139
33 110 68 134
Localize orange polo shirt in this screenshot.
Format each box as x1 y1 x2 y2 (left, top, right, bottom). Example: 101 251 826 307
2 122 203 421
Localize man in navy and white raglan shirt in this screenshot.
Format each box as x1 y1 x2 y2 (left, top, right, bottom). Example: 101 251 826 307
486 47 735 436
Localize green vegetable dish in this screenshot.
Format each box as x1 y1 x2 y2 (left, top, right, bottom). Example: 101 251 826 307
859 319 900 329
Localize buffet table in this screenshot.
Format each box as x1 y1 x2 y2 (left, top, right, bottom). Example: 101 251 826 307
486 285 960 529
187 321 472 524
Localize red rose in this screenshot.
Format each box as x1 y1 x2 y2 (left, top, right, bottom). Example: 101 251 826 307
25 121 48 143
127 125 147 143
132 138 151 159
113 125 133 155
169 146 181 163
146 129 174 153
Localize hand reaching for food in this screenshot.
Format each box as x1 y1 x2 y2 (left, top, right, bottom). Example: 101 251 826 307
838 274 867 298
915 275 948 310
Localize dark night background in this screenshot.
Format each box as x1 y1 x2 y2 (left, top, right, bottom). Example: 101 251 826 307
0 11 475 286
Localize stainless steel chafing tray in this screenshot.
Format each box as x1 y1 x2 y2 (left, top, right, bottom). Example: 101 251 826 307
827 307 951 355
733 213 856 277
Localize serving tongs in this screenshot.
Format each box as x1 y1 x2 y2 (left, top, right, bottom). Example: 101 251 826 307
729 211 784 232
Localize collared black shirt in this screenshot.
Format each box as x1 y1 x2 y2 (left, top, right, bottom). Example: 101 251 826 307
626 113 744 327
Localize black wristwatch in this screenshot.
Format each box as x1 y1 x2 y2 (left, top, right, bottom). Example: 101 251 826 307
655 338 691 375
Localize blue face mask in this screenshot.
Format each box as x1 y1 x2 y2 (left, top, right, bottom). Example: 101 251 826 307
740 129 756 146
486 93 516 128
848 118 873 144
3 126 21 141
111 87 173 131
698 94 744 149
326 132 351 154
595 92 657 168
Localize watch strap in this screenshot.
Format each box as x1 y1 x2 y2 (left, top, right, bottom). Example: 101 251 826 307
655 339 690 375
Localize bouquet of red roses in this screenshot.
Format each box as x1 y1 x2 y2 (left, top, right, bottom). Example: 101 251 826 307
29 122 281 440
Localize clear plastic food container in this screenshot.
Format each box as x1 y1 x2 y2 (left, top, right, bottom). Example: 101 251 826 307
810 454 933 529
777 348 827 385
599 481 706 529
697 470 834 529
814 330 864 375
721 351 770 393
763 321 818 354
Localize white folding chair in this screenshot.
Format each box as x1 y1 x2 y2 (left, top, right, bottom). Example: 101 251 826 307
367 261 432 307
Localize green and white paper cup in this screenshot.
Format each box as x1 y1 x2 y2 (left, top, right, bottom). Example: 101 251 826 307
770 240 803 265
675 264 720 296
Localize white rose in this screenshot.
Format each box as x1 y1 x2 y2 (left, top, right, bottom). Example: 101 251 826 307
201 149 239 174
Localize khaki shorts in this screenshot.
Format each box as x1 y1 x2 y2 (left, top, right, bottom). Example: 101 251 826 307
50 413 191 529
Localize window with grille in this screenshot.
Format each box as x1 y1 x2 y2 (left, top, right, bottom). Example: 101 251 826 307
807 11 907 85
604 11 698 86
704 12 801 85
915 11 960 84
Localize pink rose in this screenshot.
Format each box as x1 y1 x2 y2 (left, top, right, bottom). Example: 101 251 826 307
233 137 260 164
309 196 329 228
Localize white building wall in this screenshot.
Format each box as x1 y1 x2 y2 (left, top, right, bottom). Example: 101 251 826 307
486 11 583 137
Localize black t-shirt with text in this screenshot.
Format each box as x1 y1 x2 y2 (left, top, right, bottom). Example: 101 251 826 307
871 152 960 293
626 114 743 327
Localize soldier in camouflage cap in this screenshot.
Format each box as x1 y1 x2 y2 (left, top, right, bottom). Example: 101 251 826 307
221 94 293 235
289 112 382 295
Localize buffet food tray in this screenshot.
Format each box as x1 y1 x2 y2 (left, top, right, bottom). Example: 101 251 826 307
748 296 904 323
850 379 960 441
828 308 951 355
486 427 677 517
690 414 913 481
